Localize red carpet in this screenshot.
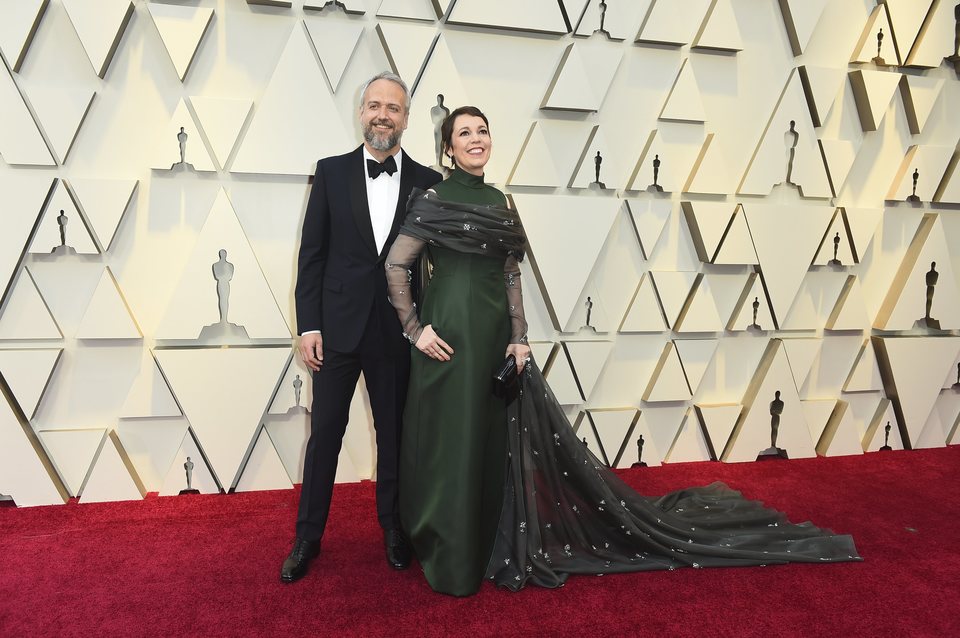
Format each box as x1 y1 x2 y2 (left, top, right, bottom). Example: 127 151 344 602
1 447 958 637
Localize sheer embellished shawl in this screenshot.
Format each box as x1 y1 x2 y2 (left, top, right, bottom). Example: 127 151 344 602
399 188 526 262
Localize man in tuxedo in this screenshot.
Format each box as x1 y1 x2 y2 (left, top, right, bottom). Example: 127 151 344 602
282 72 443 582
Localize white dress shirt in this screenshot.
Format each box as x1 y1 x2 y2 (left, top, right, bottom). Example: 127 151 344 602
302 147 403 337
363 146 403 255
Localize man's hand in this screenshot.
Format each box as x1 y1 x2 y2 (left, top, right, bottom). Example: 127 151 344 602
299 333 324 371
506 343 531 373
415 325 454 361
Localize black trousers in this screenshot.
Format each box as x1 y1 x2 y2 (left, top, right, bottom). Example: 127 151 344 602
295 310 410 542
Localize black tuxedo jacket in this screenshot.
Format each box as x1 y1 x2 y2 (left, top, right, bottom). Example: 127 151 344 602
295 146 442 354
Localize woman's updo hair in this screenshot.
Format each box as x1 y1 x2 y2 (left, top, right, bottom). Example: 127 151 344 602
440 105 490 164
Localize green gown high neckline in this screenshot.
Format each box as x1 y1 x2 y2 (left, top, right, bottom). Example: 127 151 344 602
449 166 486 189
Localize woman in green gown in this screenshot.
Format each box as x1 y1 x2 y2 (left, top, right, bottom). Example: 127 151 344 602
385 107 860 598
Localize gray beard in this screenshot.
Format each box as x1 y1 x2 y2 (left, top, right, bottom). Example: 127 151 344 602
364 124 401 152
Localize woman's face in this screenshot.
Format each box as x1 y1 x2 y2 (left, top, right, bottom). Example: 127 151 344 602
447 114 491 175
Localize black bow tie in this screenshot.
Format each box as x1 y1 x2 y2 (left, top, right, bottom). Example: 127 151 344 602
367 155 398 179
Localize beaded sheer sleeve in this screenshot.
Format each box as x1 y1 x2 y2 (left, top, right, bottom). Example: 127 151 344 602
385 234 426 345
504 255 528 344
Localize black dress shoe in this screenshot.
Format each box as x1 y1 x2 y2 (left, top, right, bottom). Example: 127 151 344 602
384 528 411 570
280 537 320 583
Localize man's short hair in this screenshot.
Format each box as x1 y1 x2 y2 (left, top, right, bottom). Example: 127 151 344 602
359 71 411 112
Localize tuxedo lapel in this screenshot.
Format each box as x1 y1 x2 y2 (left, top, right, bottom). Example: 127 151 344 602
379 151 416 259
347 146 378 257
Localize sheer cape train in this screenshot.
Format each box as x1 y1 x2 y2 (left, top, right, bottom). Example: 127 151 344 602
486 363 861 590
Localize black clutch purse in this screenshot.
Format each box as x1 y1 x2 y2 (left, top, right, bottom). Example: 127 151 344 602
493 354 518 398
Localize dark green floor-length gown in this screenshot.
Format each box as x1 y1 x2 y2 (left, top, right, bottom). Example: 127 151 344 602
388 168 519 596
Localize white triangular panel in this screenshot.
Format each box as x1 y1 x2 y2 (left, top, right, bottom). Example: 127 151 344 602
544 348 583 405
800 398 836 445
0 397 64 506
0 0 48 72
941 159 960 204
80 432 145 503
848 69 902 132
674 339 718 395
62 0 133 78
0 270 62 340
541 40 623 112
28 181 98 255
707 272 751 329
159 429 219 496
826 276 870 331
513 194 618 329
620 274 667 333
684 133 734 195
119 353 181 420
269 356 313 415
681 201 733 263
377 0 436 21
150 98 215 171
0 61 54 165
447 0 569 34
784 270 849 330
155 189 291 341
888 145 955 203
694 403 740 459
885 0 933 61
820 138 859 197
304 15 364 92
693 0 742 51
738 70 832 198
649 271 697 329
565 341 613 400
235 427 293 492
636 0 712 46
676 276 724 334
659 59 706 123
375 20 438 90
723 342 816 462
232 24 351 176
570 127 622 189
0 348 61 419
813 212 855 266
843 207 883 263
742 201 834 327
626 198 671 259
115 418 183 493
850 5 899 65
782 338 821 391
900 75 944 135
817 402 865 457
509 120 594 188
730 276 773 332
148 2 213 81
154 347 291 486
188 97 252 170
904 0 956 68
265 415 309 483
26 86 94 164
844 341 883 392
713 207 758 265
637 406 688 466
589 409 637 468
38 428 103 497
628 128 705 194
876 336 960 448
643 342 692 402
75 267 141 339
665 409 712 463
799 66 847 127
882 218 960 331
778 0 828 55
67 178 137 252
0 174 52 297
